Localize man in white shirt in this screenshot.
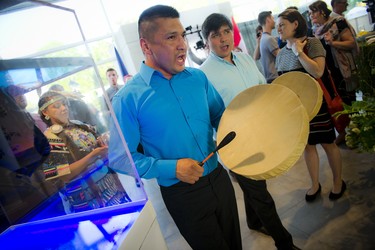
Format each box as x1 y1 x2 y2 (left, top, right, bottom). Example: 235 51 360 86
200 13 300 250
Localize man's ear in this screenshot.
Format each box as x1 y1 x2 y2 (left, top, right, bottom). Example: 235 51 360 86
140 38 152 55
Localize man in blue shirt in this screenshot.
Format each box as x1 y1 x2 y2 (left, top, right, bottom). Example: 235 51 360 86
110 5 241 250
200 13 299 250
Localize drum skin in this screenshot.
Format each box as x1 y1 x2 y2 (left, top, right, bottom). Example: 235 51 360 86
217 84 309 180
272 71 323 121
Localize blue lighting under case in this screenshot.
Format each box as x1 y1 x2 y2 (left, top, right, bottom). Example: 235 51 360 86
0 200 146 250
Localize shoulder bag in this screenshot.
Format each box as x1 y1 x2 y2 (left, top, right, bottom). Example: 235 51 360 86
303 44 350 133
316 70 350 133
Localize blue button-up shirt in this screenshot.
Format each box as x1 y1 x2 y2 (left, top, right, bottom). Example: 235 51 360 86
111 63 225 187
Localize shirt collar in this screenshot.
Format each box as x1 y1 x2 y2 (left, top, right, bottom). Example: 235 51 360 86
139 61 192 85
208 51 236 64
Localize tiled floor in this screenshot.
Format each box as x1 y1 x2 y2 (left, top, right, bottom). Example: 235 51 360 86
143 144 375 250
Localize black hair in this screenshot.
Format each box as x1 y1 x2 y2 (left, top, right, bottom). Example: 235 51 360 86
258 11 272 26
286 6 299 11
138 5 180 40
201 13 233 41
255 25 263 38
309 0 332 19
106 68 116 74
278 9 308 38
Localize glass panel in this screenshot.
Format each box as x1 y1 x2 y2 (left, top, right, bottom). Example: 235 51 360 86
0 4 82 59
0 1 147 236
87 38 115 66
56 0 111 40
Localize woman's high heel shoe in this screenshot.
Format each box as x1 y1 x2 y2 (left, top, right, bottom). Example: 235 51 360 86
329 181 346 200
305 183 321 202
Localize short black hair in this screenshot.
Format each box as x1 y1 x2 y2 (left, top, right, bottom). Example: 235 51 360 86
201 13 233 41
258 11 272 26
138 5 180 40
278 9 307 38
286 6 299 11
106 68 116 73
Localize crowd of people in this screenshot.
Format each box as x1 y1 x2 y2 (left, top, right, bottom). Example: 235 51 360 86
2 1 359 249
109 3 355 249
110 3 355 249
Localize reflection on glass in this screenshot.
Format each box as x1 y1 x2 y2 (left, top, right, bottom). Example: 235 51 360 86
0 2 146 237
0 86 53 232
38 91 132 214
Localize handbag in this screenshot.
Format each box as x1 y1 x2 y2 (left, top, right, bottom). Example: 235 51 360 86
316 71 350 133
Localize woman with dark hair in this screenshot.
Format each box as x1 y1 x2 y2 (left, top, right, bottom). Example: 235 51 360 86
308 0 358 143
38 91 131 213
275 9 346 202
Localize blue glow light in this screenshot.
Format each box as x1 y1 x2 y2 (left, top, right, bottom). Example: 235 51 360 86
0 201 145 249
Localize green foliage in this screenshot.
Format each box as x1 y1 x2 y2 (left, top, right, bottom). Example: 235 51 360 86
355 42 375 97
334 41 375 153
335 97 375 152
349 0 361 9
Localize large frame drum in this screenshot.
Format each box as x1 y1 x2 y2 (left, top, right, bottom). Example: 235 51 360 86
217 84 310 180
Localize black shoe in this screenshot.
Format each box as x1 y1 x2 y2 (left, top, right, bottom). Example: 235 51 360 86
305 183 321 202
329 181 346 200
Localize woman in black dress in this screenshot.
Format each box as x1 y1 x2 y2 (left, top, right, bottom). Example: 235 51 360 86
275 9 346 202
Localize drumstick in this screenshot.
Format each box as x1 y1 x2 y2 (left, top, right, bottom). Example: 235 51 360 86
199 131 236 166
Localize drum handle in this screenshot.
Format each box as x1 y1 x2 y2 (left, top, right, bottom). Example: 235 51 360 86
199 131 236 166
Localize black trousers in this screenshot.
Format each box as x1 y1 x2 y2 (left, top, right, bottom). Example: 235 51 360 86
160 164 242 250
234 172 294 250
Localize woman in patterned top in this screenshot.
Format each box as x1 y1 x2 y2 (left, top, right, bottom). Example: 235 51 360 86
275 9 346 202
38 91 131 213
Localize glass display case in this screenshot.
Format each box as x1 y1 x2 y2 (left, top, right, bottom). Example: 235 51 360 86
0 1 165 249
